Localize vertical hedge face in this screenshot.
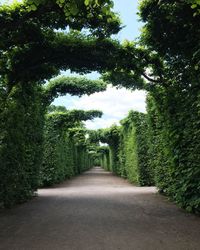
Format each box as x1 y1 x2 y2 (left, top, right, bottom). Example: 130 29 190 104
134 113 155 186
120 111 155 186
99 111 155 186
147 90 200 213
120 125 139 183
103 153 110 171
138 0 200 214
125 126 138 183
107 127 121 174
40 122 74 186
98 125 121 173
146 94 174 193
99 147 110 171
0 84 44 207
40 116 96 187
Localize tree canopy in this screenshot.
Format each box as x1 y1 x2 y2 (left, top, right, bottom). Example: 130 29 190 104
43 76 106 105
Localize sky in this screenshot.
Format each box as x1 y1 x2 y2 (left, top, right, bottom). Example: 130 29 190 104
2 0 145 129
53 0 145 129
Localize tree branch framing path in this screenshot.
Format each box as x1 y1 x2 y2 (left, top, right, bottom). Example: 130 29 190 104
0 167 199 250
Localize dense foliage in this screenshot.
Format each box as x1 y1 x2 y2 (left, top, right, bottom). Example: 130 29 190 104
96 0 200 213
98 146 110 171
40 108 101 186
138 0 200 213
0 74 106 207
0 84 44 207
146 88 200 213
0 0 121 207
120 111 154 186
99 125 121 174
98 111 154 186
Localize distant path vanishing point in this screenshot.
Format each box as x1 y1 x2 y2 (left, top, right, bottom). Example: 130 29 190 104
0 167 200 250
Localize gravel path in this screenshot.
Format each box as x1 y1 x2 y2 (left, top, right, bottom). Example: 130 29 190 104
0 167 200 250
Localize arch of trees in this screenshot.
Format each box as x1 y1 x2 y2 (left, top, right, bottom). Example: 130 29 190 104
0 0 199 213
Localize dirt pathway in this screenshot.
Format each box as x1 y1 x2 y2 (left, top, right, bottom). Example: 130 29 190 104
0 167 199 250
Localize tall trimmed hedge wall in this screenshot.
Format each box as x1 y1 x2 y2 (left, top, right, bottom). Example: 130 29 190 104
99 147 110 171
41 129 93 187
146 90 200 213
99 97 200 213
99 111 155 186
120 111 154 186
40 114 97 187
137 0 200 214
40 123 74 186
0 84 44 208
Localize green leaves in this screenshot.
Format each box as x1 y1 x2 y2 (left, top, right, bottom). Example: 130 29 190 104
0 0 120 207
43 76 107 105
40 107 102 186
28 4 37 11
99 111 154 186
84 0 91 6
25 0 45 11
191 4 197 8
46 109 103 130
138 0 200 213
146 91 200 214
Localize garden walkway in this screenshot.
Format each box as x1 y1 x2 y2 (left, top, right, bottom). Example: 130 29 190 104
0 167 199 250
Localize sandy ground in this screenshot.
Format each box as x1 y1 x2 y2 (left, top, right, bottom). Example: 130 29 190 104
0 167 200 250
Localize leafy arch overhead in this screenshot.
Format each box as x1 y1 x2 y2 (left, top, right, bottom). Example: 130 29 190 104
0 0 122 207
0 0 199 213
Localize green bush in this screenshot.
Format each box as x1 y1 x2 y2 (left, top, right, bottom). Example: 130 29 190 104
0 0 120 207
99 111 154 186
40 110 102 187
0 84 43 207
120 124 139 183
99 147 110 171
146 91 200 213
120 111 154 186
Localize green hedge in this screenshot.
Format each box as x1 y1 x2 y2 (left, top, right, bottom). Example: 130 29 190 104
147 90 200 213
40 115 95 187
40 123 74 186
99 146 110 171
99 111 154 186
0 0 120 208
99 125 121 174
0 84 44 208
40 130 93 186
138 0 200 214
119 111 154 186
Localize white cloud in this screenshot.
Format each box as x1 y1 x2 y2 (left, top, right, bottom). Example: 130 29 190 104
65 85 146 129
45 58 146 131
